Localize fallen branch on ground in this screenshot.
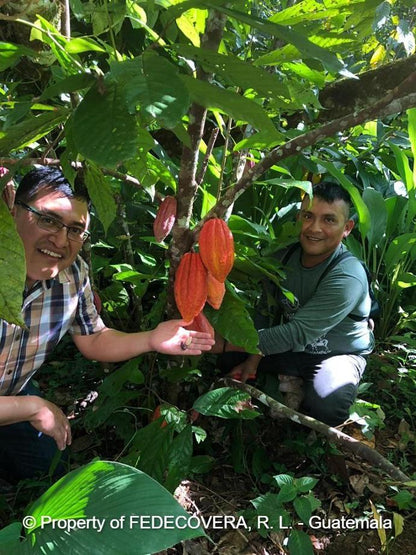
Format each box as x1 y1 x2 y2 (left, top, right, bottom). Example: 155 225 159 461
221 377 410 483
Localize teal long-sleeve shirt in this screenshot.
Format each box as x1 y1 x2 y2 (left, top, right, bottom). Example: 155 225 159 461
257 244 375 357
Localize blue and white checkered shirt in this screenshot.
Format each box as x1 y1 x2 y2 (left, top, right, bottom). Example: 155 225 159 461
0 256 105 395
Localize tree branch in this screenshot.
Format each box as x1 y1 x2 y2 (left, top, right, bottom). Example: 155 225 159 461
167 10 227 318
202 71 416 222
222 378 410 483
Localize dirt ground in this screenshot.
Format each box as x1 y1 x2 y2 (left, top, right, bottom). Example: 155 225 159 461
154 417 416 555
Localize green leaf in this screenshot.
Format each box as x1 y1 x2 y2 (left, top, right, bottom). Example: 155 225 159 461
173 45 291 99
362 188 387 250
388 141 414 193
205 290 259 354
294 496 313 524
270 0 365 25
109 54 190 128
0 109 68 153
72 81 139 167
141 51 190 127
84 163 117 234
0 522 26 553
0 201 26 327
396 272 416 289
98 358 144 396
385 234 416 276
27 460 206 554
206 4 344 73
276 484 297 504
391 490 415 510
295 476 319 493
287 529 314 555
83 389 139 429
122 421 174 484
264 179 313 197
66 38 106 53
193 387 260 420
165 425 193 492
250 492 291 529
181 75 276 135
273 474 294 488
0 41 38 71
40 73 96 100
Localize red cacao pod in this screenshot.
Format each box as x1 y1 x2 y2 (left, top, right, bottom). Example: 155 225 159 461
174 252 208 322
206 272 225 310
153 196 177 242
198 218 234 282
185 311 214 340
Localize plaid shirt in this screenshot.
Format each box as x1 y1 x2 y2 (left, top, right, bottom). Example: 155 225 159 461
0 256 105 395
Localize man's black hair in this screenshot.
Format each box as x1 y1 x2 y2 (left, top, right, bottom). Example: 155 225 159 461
15 166 90 207
312 181 351 207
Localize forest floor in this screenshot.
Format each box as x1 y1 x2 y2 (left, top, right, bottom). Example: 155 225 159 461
1 344 415 555
153 416 416 555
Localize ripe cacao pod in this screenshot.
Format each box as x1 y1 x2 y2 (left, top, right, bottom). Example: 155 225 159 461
153 196 177 242
185 311 214 340
198 218 234 282
174 252 208 322
206 272 225 310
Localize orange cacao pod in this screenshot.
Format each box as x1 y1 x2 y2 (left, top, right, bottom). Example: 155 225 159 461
207 272 225 309
174 252 208 322
185 311 214 340
153 196 177 242
199 218 234 282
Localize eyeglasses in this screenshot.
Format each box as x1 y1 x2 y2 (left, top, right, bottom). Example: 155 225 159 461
15 201 90 243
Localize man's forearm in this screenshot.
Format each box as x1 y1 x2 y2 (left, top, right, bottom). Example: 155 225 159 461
72 320 215 361
0 395 43 425
73 328 152 362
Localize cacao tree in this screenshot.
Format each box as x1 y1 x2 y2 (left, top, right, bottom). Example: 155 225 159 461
0 0 415 341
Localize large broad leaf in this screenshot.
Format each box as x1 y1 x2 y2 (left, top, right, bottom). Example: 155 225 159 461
384 234 416 278
407 108 416 186
0 109 68 153
121 420 175 484
193 387 260 419
0 201 26 327
164 425 194 492
181 75 276 135
362 188 387 250
22 460 205 554
270 0 365 25
109 53 190 128
206 290 259 354
287 529 314 555
141 51 190 127
172 45 291 100
72 81 139 167
84 163 117 234
205 4 344 74
40 73 96 101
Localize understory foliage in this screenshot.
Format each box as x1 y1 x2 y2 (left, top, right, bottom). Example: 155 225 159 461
1 0 416 553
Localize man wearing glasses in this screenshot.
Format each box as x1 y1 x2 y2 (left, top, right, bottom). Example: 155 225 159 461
0 166 214 482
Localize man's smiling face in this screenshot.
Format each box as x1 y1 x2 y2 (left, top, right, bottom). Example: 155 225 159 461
299 195 354 267
13 189 90 288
